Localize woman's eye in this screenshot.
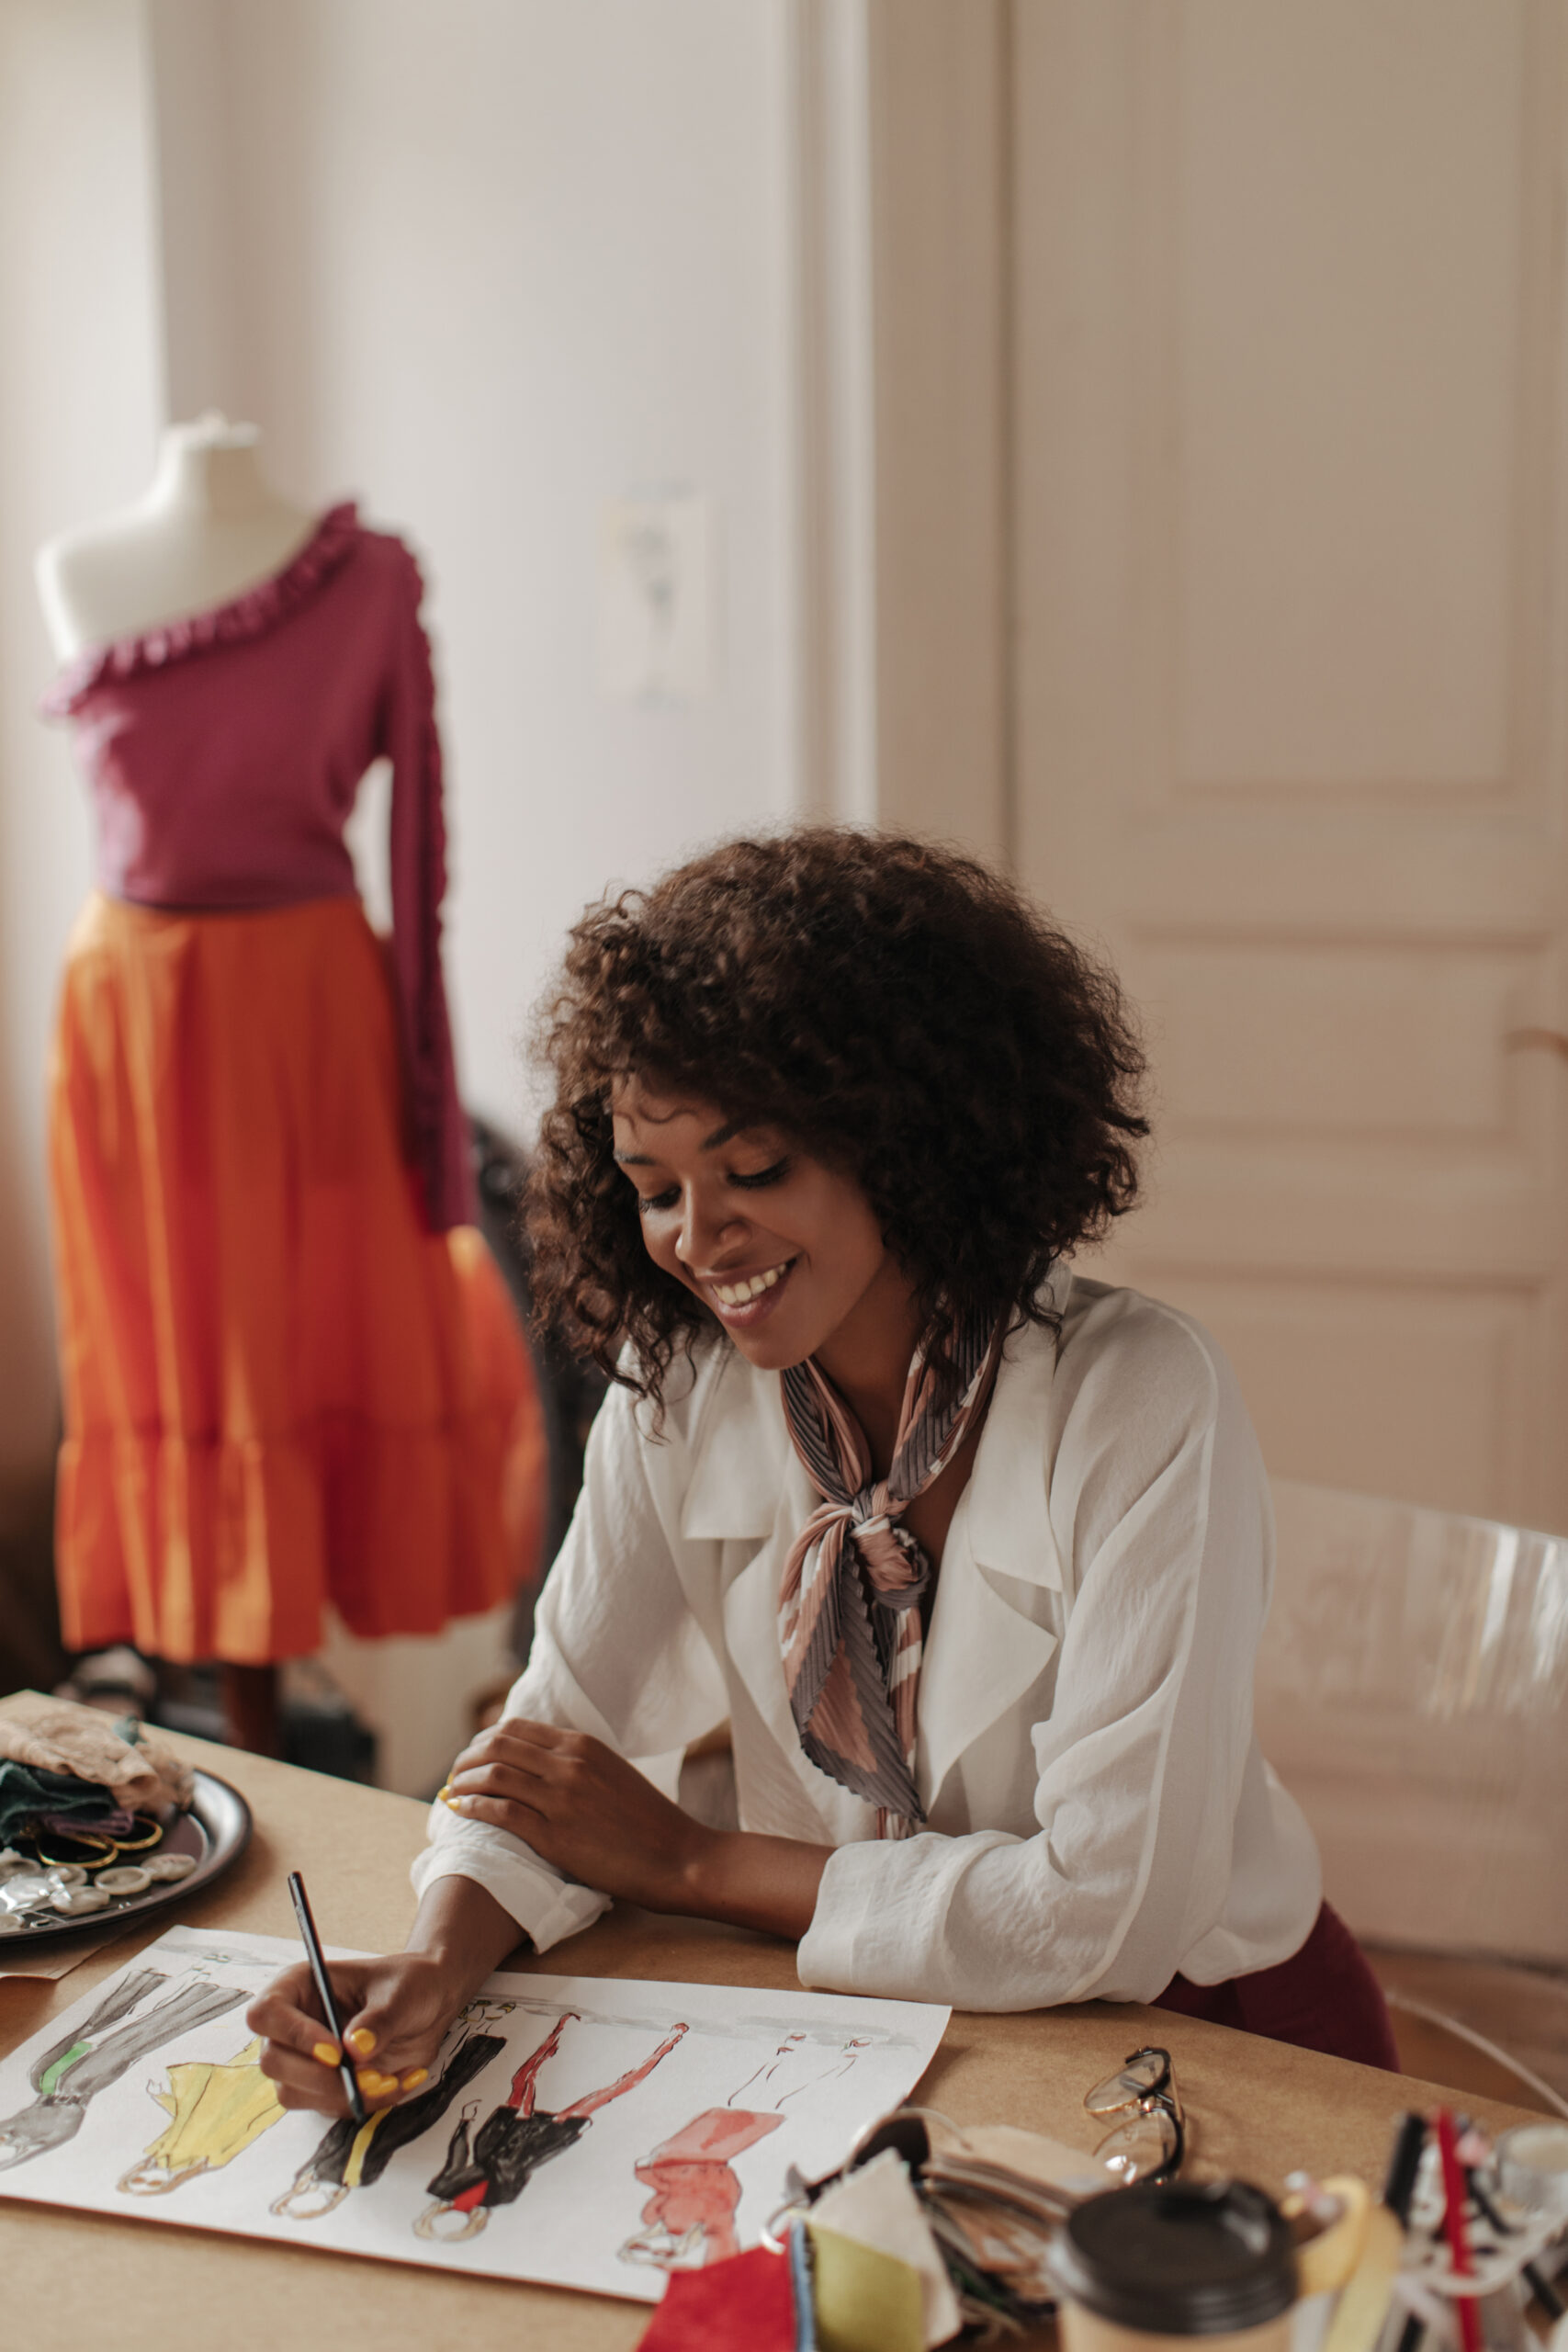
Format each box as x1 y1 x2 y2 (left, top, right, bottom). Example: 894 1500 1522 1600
729 1159 790 1192
637 1186 680 1216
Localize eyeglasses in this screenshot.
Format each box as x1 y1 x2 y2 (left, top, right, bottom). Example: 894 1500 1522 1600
1083 2046 1186 2184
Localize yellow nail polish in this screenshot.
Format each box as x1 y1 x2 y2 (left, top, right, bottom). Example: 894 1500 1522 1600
347 2027 377 2057
355 2066 386 2091
312 2041 341 2066
401 2067 429 2089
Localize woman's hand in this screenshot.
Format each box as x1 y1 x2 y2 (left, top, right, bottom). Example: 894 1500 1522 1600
246 1950 463 2117
446 1720 834 1940
446 1720 705 1912
246 1877 525 2118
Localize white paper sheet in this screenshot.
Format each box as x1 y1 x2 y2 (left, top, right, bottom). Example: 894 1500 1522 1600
0 1926 949 2301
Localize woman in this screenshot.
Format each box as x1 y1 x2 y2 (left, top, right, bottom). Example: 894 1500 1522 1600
251 830 1394 2117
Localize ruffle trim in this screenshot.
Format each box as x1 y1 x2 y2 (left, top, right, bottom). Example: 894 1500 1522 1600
41 501 362 716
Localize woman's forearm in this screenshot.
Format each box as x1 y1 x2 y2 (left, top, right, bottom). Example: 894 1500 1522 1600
442 1716 833 1943
666 1827 832 1941
404 1872 531 1999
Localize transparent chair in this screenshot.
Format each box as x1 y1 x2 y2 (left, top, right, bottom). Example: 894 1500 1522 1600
1257 1479 1568 2114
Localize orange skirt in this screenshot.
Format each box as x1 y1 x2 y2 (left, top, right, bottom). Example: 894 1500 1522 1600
47 892 544 1666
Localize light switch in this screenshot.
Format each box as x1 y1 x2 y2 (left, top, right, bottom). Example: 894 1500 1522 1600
598 492 715 704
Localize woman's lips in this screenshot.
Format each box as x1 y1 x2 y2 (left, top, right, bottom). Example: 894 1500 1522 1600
705 1256 798 1328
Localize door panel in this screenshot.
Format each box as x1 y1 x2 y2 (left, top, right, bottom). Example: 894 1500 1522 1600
1013 0 1568 1527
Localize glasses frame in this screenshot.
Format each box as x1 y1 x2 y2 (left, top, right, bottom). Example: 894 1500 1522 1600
1083 2044 1186 2185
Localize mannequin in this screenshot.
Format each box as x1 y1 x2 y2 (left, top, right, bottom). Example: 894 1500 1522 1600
36 421 541 1761
37 413 315 660
38 414 318 1755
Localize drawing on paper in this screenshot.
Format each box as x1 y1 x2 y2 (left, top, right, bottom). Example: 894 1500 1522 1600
415 2010 688 2242
119 2036 285 2195
619 2030 870 2272
0 1927 950 2304
0 1967 247 2172
273 2002 514 2220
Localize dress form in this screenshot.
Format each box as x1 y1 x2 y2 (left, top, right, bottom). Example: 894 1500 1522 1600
39 411 313 1755
39 461 528 1755
36 413 315 661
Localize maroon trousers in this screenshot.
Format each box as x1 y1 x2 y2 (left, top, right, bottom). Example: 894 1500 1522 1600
1152 1901 1399 2071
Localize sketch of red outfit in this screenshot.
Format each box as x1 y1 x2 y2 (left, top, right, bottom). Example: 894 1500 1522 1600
415 2010 688 2245
631 2108 784 2267
620 2032 871 2273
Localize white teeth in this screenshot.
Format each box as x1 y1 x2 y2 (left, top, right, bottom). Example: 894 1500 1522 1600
714 1261 791 1307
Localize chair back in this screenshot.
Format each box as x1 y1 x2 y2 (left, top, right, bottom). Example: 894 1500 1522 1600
1258 1479 1568 1963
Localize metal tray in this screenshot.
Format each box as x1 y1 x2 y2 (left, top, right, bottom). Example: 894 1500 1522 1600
0 1768 252 1942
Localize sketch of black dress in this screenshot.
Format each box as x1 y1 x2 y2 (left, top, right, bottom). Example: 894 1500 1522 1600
271 2007 513 2221
620 2032 871 2273
0 1969 247 2172
415 2010 689 2244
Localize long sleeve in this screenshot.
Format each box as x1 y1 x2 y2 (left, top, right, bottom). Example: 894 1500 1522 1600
380 550 472 1232
795 1297 1320 2009
411 1373 731 1950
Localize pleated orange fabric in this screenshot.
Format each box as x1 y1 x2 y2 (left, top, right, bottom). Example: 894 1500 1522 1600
48 891 542 1665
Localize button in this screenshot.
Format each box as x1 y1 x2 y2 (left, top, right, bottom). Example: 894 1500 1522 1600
95 1865 153 1897
141 1852 198 1882
51 1885 110 1916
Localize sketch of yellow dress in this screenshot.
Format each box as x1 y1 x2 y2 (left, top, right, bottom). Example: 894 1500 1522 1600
118 2037 285 2195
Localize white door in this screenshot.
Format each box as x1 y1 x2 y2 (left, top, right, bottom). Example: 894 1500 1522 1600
1009 0 1568 1531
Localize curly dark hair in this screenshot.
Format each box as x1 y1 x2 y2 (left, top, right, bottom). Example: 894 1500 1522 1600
525 827 1147 1408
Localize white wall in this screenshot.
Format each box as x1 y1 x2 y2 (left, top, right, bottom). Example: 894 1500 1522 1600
0 0 806 1482
157 0 803 1127
0 0 165 1477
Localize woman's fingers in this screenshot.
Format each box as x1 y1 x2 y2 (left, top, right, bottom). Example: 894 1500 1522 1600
248 1955 451 2115
337 1992 447 2088
246 1959 361 2063
447 1722 599 1810
447 1792 539 1840
447 1718 584 1781
447 1758 547 1809
259 2041 397 2115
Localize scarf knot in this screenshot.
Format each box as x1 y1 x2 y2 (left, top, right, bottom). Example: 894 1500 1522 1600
778 1314 1004 1838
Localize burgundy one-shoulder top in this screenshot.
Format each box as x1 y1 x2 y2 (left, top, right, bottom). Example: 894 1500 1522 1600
41 503 471 1230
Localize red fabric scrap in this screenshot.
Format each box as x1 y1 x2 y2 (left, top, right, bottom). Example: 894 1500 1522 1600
635 2244 796 2352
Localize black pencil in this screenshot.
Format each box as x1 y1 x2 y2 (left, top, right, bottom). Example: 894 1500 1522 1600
287 1869 367 2127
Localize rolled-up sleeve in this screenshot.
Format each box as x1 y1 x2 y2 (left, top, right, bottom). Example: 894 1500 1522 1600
797 1305 1311 2008
411 1372 730 1951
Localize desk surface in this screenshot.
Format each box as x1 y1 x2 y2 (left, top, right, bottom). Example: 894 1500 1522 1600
0 1702 1537 2352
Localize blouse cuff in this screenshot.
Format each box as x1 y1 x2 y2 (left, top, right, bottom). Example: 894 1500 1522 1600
795 1835 929 1997
409 1809 609 1954
797 1828 1026 2004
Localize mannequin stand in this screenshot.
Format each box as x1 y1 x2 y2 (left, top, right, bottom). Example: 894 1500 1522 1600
218 1663 281 1758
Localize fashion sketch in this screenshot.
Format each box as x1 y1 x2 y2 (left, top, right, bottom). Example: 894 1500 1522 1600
620 2032 871 2272
415 2010 690 2243
272 2002 515 2221
118 2036 285 2195
0 1969 247 2172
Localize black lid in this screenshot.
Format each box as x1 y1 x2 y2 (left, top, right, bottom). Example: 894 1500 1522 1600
1048 2182 1297 2335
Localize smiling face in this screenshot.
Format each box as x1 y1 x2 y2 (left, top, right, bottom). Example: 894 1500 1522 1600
611 1079 916 1379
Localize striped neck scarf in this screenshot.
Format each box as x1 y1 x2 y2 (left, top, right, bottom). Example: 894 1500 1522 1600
778 1314 1005 1838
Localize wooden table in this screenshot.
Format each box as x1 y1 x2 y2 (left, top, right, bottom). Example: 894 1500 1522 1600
0 1705 1538 2352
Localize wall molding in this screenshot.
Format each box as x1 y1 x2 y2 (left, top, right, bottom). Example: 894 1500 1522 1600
791 0 1013 856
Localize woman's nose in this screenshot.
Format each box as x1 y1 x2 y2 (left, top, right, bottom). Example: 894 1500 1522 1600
675 1194 744 1267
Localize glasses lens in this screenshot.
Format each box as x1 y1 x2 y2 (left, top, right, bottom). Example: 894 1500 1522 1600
1083 2051 1168 2117
1092 2108 1179 2184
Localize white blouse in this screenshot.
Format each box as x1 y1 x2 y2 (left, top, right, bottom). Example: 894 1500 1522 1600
412 1267 1323 2011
